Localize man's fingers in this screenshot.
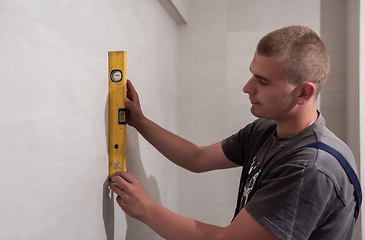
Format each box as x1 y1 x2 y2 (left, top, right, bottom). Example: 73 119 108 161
112 171 137 186
112 184 125 196
111 171 128 179
119 171 137 183
126 79 135 92
126 79 138 101
111 173 130 190
124 97 132 108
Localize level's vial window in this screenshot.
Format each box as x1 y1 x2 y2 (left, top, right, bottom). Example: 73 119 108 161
111 69 123 82
118 108 126 125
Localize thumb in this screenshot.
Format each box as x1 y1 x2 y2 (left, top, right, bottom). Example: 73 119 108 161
124 98 132 108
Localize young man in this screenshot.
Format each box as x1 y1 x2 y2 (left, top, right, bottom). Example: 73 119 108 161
111 26 360 239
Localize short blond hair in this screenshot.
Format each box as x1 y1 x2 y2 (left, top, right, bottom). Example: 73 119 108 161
257 26 330 97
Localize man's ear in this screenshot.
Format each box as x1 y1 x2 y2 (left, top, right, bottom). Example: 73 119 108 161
297 82 316 105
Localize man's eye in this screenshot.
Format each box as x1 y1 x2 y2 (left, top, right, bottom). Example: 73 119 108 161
258 78 268 85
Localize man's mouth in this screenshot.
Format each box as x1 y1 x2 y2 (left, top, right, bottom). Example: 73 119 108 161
249 98 259 105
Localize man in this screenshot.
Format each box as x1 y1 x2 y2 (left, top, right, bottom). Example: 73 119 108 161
111 26 360 239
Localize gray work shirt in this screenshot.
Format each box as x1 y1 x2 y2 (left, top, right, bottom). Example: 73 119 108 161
222 113 358 240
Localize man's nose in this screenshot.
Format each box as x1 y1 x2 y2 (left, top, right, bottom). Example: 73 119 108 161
243 77 255 94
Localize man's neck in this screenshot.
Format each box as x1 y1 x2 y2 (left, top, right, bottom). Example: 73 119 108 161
275 108 318 138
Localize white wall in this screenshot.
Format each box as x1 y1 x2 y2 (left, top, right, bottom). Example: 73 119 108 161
346 0 362 239
359 0 365 239
320 0 348 142
0 1 179 239
321 0 363 238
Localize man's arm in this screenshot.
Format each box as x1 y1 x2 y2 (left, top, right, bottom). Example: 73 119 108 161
124 80 239 173
112 171 279 240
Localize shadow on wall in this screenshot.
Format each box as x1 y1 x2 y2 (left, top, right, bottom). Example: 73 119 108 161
103 178 115 240
102 96 162 239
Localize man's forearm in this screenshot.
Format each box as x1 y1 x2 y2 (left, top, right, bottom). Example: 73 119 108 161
134 117 203 172
123 80 232 172
141 203 224 240
112 172 279 240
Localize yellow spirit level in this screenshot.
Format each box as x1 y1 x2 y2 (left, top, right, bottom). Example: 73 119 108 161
108 51 127 178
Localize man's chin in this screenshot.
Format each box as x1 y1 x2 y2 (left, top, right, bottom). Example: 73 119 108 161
250 108 262 118
251 108 273 120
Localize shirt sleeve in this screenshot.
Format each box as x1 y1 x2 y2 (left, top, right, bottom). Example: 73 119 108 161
245 161 337 240
222 119 271 166
221 128 248 166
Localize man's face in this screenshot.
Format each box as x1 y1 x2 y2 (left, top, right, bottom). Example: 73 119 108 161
243 52 299 121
